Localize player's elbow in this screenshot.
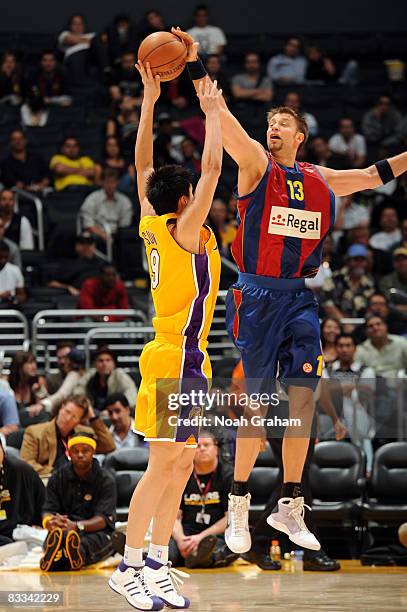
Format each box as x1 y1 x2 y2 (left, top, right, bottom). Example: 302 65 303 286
202 161 222 177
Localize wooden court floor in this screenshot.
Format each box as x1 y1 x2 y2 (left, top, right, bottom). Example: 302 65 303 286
1 561 406 611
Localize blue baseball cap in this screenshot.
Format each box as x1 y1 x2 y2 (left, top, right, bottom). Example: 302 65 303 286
346 244 368 259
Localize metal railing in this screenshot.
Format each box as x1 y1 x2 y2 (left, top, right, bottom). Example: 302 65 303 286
32 309 147 371
77 216 113 261
13 187 45 251
84 326 155 369
0 310 30 372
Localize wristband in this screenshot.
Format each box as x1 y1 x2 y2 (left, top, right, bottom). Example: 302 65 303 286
42 515 53 529
187 59 207 81
375 159 395 184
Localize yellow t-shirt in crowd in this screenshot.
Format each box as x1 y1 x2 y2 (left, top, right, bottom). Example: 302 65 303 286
50 154 95 191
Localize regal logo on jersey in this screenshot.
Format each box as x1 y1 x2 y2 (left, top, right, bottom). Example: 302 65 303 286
268 206 321 239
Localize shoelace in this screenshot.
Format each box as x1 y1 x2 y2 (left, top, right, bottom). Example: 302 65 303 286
230 496 249 536
160 563 190 592
287 497 312 532
137 570 154 597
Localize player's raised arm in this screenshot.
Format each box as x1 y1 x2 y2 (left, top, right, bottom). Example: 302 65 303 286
175 80 222 253
134 61 160 213
317 151 407 197
172 28 266 179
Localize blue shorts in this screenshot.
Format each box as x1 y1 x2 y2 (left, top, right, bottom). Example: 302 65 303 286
225 273 322 392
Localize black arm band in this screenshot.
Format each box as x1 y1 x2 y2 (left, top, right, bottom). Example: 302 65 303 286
187 59 207 81
375 159 395 184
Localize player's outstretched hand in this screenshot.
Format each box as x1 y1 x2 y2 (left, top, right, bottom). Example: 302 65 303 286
135 61 161 105
171 26 199 61
197 79 222 115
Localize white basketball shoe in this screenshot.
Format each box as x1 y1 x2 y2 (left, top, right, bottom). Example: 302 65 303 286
109 565 164 611
225 493 252 554
267 496 321 550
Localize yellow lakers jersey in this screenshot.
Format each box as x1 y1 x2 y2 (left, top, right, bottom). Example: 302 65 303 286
139 213 221 341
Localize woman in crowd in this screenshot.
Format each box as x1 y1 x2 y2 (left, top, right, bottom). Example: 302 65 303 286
0 51 24 105
8 351 48 426
106 96 140 162
321 317 343 369
103 136 128 177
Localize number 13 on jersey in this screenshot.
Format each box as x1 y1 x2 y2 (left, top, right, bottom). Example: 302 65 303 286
287 180 304 201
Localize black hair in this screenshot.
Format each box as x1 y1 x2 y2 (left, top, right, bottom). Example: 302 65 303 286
365 314 387 326
368 292 389 304
114 13 130 25
93 345 117 365
68 14 87 30
100 263 117 274
0 240 10 253
146 165 192 215
335 333 355 346
194 4 209 13
105 392 130 409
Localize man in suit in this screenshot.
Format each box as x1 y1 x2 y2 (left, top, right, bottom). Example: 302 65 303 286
20 395 115 477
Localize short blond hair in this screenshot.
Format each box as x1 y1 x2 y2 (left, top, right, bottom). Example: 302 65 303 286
267 106 309 144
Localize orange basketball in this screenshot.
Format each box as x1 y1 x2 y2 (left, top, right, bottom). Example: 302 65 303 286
399 523 407 548
138 32 187 82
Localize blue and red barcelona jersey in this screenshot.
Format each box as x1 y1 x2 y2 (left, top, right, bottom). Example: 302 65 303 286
231 153 335 278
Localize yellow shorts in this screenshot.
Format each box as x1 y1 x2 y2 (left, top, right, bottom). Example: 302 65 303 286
134 333 212 447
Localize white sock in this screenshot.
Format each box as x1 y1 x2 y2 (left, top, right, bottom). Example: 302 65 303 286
148 543 169 565
124 545 143 567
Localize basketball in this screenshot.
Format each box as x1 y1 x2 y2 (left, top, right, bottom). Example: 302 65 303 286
138 31 187 82
399 523 407 548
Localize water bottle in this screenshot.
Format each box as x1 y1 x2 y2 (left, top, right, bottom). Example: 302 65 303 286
293 550 304 571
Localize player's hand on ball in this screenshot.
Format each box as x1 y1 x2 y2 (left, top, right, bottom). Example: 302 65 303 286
171 27 199 61
198 79 222 115
135 61 161 104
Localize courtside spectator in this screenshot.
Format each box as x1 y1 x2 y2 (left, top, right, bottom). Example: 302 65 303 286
102 137 128 178
305 45 336 83
106 96 140 162
379 247 407 298
21 90 49 127
170 432 236 568
329 118 367 168
106 14 139 65
137 9 166 40
232 53 273 106
58 14 109 85
105 393 141 449
321 244 375 320
48 232 102 296
0 217 21 268
0 391 19 437
267 37 306 84
109 51 142 104
35 350 86 415
0 241 26 306
78 264 129 321
187 5 227 56
79 169 133 242
0 52 24 105
321 317 343 370
40 432 115 571
208 199 236 258
369 206 401 251
77 348 137 412
8 351 48 426
179 138 202 180
0 437 45 547
355 315 407 377
50 137 97 191
205 54 231 102
0 189 34 250
0 129 50 190
325 334 375 471
28 51 72 107
284 92 318 137
309 137 349 169
46 341 75 394
362 96 402 147
20 395 115 477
